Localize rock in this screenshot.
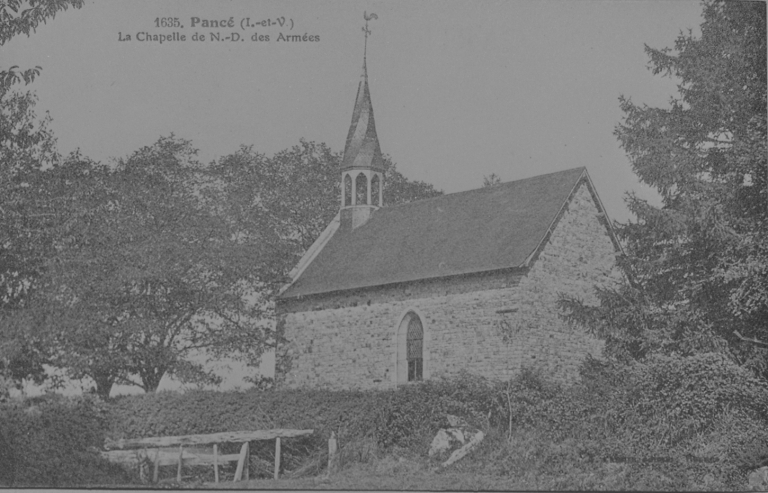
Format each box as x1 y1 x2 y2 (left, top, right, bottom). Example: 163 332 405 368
703 473 715 486
428 414 485 467
429 428 465 457
448 428 465 443
439 431 485 469
749 466 768 491
446 414 469 428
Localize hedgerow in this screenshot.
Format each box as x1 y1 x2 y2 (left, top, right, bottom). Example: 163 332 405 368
5 353 765 488
105 371 503 476
0 394 134 487
458 354 768 490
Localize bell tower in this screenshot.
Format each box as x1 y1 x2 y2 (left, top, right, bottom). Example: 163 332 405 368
340 12 384 231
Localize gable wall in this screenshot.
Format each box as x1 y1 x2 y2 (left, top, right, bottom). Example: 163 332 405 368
276 182 621 389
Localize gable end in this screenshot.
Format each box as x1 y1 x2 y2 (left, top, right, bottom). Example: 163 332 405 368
523 170 622 269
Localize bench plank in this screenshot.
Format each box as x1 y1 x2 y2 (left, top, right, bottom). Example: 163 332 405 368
104 429 313 450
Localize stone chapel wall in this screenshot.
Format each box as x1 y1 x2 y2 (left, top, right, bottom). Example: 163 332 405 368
276 182 621 389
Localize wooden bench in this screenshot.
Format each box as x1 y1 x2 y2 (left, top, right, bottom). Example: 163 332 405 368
102 428 314 483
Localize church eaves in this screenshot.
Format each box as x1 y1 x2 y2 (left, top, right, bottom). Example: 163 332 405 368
340 59 384 172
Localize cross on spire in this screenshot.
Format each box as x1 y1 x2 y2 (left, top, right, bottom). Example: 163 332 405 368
340 10 384 174
363 11 378 64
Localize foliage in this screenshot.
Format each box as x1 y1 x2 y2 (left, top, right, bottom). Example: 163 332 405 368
102 364 768 488
104 373 500 480
0 89 59 393
6 364 762 488
213 139 442 376
445 358 768 491
214 139 442 271
0 0 83 396
0 394 134 487
0 0 84 89
3 128 442 397
30 136 281 398
482 173 502 187
560 0 768 378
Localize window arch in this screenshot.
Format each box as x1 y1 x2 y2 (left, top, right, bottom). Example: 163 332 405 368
406 316 423 381
344 174 352 206
396 311 426 384
355 172 368 205
371 174 381 207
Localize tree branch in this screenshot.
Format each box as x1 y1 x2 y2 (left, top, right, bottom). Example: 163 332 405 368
734 330 768 348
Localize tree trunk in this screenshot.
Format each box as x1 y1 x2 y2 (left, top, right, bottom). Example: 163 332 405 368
141 367 166 393
92 371 115 400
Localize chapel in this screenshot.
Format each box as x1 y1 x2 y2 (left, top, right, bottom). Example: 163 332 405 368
274 43 623 390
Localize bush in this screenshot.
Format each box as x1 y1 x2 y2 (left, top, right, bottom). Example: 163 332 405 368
464 354 768 490
103 372 504 478
0 394 134 487
98 359 768 488
634 353 768 428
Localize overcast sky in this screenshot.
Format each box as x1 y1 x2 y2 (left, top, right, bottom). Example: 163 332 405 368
4 0 706 226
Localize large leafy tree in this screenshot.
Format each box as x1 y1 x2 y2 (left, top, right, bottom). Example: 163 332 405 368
561 0 767 377
0 0 83 396
35 137 281 398
0 90 59 393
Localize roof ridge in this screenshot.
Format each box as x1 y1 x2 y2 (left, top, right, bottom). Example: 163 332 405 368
381 166 586 210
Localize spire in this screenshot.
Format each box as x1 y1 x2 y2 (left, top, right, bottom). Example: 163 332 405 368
341 12 383 172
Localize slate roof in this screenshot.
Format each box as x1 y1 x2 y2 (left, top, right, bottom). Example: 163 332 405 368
280 167 595 299
340 59 384 172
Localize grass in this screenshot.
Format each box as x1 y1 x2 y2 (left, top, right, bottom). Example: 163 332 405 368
5 360 765 490
206 451 530 491
191 428 731 491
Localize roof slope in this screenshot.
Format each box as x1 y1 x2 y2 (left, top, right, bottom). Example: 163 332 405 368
340 60 384 172
280 167 589 299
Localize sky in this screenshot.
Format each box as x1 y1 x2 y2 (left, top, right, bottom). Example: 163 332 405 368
3 0 706 394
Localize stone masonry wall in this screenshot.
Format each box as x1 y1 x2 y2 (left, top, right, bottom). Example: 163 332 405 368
276 182 621 389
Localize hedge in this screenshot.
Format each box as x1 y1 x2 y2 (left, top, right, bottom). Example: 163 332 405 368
0 394 134 487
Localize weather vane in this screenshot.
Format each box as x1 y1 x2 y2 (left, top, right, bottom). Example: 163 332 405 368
363 11 378 61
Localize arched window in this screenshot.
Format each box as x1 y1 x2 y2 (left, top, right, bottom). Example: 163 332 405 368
396 311 426 384
371 174 381 207
355 172 368 205
406 316 423 381
344 174 352 206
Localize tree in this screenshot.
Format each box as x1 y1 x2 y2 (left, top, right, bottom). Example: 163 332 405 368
482 173 502 187
0 89 59 393
0 0 83 397
560 1 767 377
215 139 442 273
25 137 441 398
35 137 279 397
1 0 84 89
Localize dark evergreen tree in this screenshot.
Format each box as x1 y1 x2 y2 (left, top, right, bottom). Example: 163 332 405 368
560 0 767 378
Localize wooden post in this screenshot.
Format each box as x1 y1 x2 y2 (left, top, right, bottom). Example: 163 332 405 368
213 444 219 484
139 448 148 483
244 442 250 481
234 442 248 482
274 437 281 480
153 449 160 484
327 431 337 477
176 445 183 482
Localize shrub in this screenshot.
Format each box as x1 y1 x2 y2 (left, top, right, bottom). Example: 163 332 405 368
0 394 133 487
473 354 768 490
103 372 505 477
